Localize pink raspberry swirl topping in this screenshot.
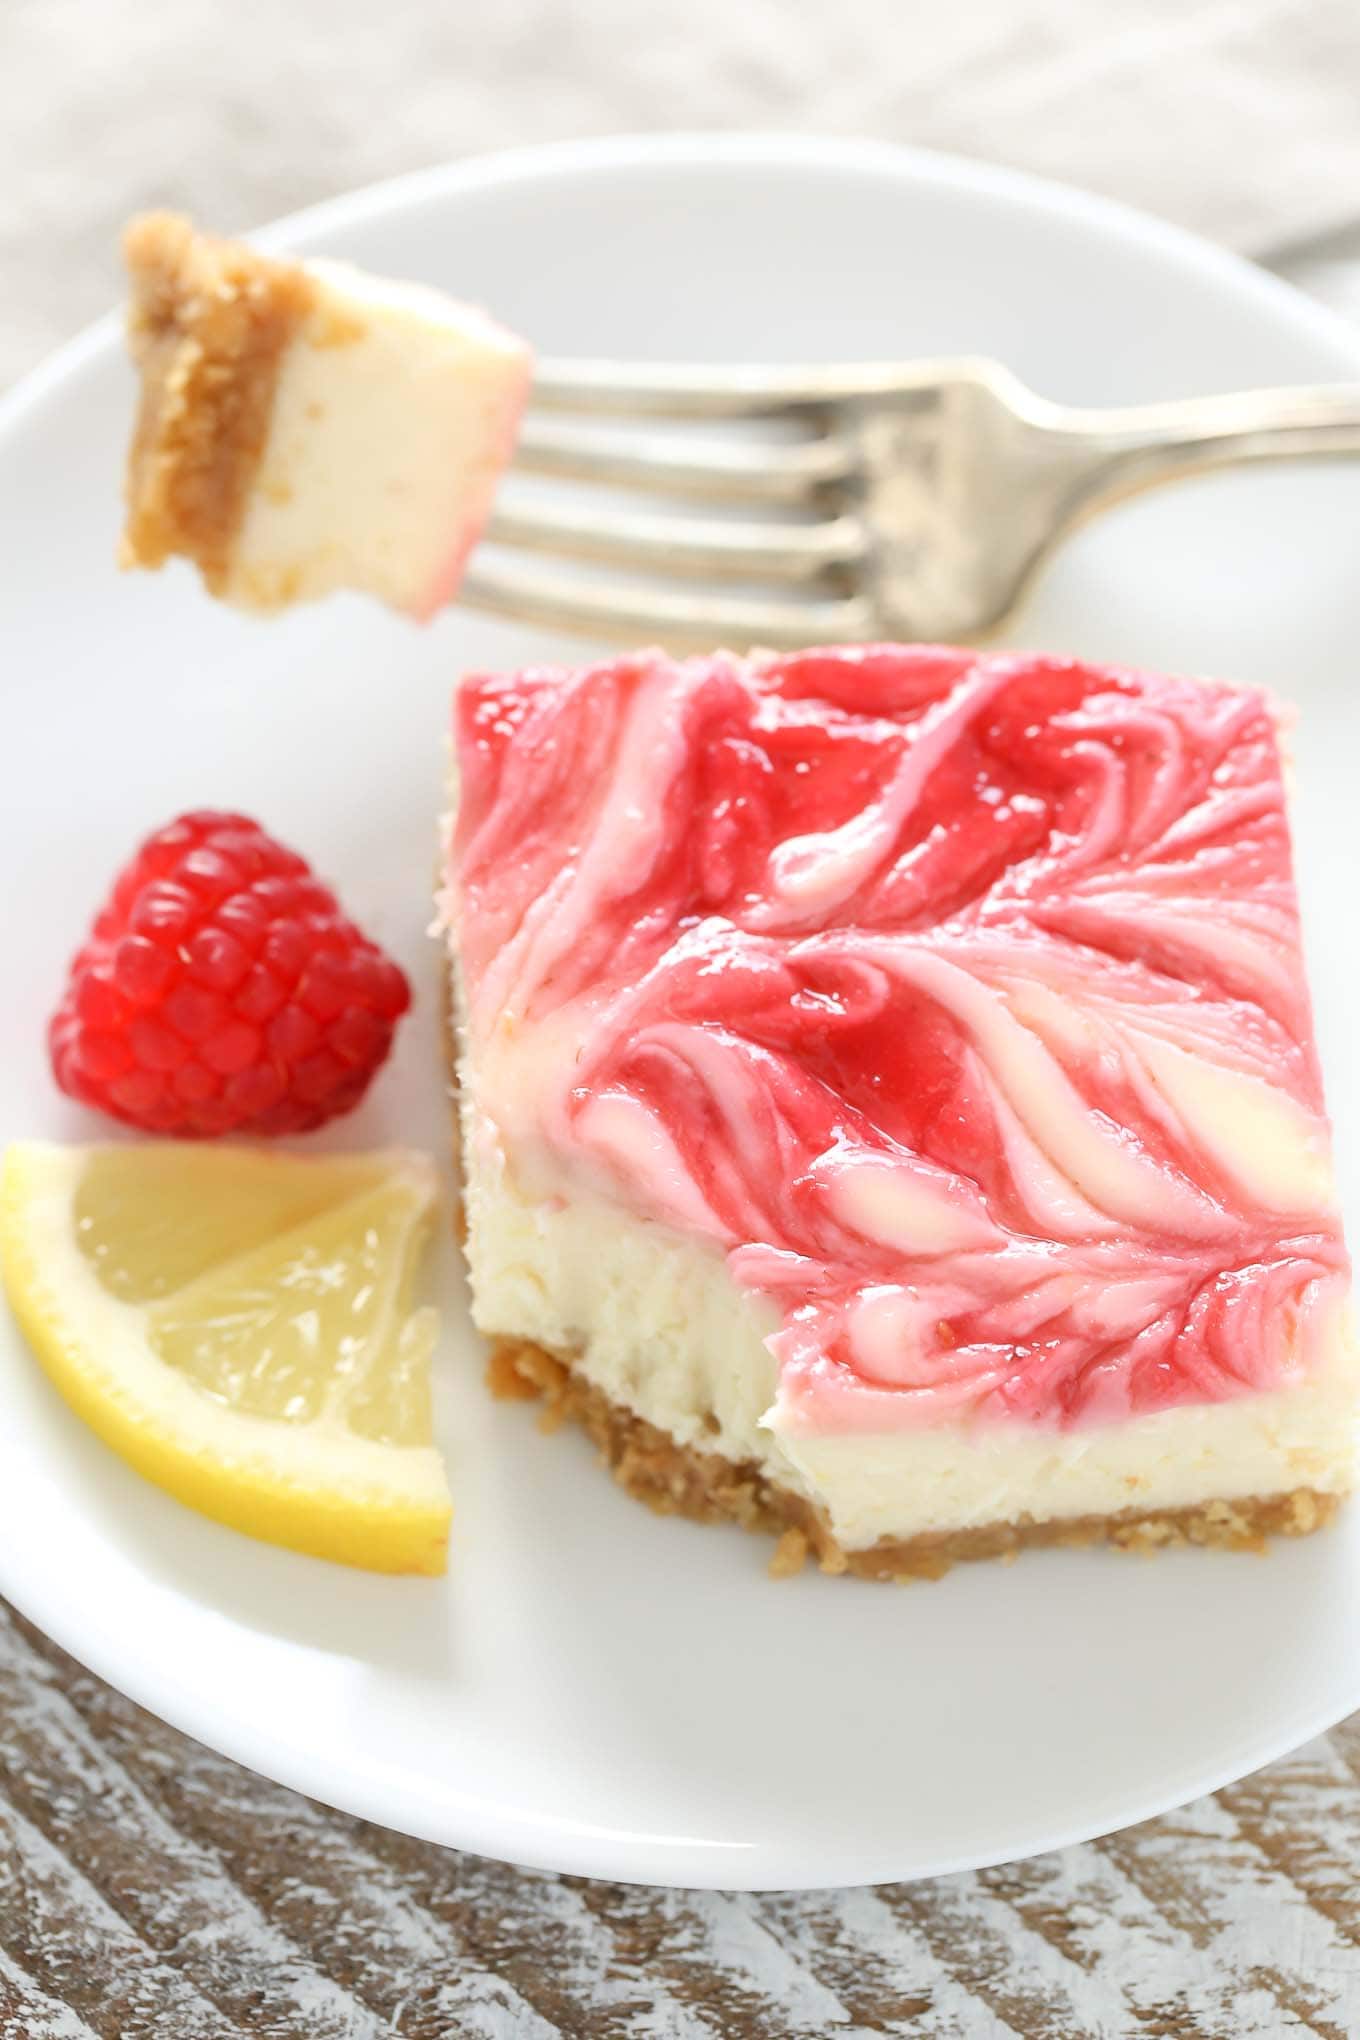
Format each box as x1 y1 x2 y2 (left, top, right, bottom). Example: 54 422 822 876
448 646 1350 1434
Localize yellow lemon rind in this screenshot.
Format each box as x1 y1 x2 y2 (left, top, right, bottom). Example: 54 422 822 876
0 1143 451 1576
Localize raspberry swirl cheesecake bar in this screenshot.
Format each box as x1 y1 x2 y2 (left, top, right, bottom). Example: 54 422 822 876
441 644 1356 1579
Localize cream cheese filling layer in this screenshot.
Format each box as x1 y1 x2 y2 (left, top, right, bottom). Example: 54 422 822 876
456 1079 1359 1553
229 259 529 615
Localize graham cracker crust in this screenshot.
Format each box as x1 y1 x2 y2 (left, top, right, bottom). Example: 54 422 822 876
121 212 315 589
486 1337 1340 1582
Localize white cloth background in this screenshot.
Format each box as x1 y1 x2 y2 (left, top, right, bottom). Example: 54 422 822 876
4 0 1360 387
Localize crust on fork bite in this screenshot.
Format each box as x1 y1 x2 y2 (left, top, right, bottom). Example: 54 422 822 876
120 212 315 589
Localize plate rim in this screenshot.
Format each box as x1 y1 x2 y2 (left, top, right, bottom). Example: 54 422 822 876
9 128 1360 438
4 129 1360 1890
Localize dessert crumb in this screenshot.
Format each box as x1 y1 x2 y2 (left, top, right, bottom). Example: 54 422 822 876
768 1527 809 1579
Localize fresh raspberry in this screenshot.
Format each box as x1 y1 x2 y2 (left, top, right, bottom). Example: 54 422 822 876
50 811 411 1137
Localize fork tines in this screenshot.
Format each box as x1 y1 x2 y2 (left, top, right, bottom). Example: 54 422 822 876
465 355 878 649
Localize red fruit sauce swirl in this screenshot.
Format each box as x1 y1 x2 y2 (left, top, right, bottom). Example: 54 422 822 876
448 647 1350 1432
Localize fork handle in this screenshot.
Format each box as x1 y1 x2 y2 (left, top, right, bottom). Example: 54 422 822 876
1057 384 1360 504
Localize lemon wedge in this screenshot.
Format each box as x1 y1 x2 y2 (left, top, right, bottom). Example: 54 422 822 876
0 1141 450 1573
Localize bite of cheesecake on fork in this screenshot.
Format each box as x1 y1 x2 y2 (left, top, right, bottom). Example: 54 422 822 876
119 213 532 619
118 214 1360 643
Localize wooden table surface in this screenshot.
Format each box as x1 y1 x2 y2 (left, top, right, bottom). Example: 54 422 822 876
5 1595 1360 2039
4 237 1360 2040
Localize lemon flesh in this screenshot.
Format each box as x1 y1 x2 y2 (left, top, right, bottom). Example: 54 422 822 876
0 1141 450 1574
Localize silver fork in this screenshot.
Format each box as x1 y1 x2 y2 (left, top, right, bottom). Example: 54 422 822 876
461 358 1360 649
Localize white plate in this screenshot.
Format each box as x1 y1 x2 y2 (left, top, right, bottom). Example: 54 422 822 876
2 135 1359 1892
